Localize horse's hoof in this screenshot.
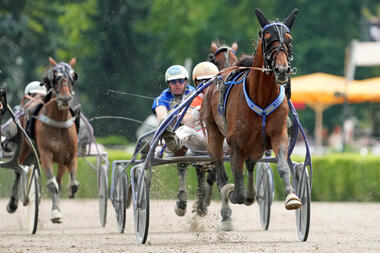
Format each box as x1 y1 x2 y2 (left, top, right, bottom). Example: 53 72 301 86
175 206 186 216
220 220 234 231
6 202 18 214
285 193 301 210
197 208 207 217
68 180 79 199
192 202 207 217
51 209 62 224
244 198 255 206
6 197 18 213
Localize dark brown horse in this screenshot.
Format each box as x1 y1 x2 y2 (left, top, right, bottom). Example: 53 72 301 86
18 57 79 223
202 9 300 230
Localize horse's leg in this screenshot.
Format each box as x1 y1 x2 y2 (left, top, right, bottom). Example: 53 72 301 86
9 132 31 213
40 156 62 223
245 158 256 205
204 164 216 207
226 148 246 204
67 157 79 199
56 164 67 192
205 122 231 229
271 135 301 210
175 162 188 216
192 164 207 217
6 172 20 213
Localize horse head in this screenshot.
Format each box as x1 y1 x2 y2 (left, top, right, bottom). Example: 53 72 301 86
209 41 238 70
43 57 78 110
255 8 298 84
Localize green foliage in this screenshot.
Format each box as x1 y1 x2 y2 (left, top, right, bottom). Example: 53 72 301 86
95 135 130 146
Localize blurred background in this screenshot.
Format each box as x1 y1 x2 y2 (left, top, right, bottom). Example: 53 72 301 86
1 0 380 152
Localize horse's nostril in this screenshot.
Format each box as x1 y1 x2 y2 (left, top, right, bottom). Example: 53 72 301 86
274 67 280 73
286 67 291 73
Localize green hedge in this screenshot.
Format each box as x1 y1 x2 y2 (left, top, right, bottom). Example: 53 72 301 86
1 151 380 202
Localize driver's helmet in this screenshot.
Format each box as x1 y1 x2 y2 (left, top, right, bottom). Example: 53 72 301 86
165 65 189 82
192 62 219 83
24 81 47 96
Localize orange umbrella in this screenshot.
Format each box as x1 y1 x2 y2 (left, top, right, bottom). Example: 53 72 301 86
291 72 347 105
347 77 380 103
291 72 348 147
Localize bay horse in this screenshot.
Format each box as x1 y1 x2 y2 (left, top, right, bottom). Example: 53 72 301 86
201 8 300 230
208 41 238 69
188 42 240 217
173 42 240 218
16 57 79 223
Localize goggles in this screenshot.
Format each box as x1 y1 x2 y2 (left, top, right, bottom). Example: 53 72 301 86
168 79 186 85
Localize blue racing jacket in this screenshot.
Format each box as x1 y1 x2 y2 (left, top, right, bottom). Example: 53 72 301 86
152 85 195 113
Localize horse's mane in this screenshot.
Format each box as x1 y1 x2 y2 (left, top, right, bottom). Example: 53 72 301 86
237 54 254 67
211 40 229 49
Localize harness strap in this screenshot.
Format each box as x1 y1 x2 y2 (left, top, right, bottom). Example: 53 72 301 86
219 71 249 116
35 113 75 128
243 77 285 150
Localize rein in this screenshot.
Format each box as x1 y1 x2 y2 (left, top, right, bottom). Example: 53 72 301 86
218 65 272 76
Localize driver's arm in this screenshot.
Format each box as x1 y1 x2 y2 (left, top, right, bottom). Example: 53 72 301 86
155 105 168 123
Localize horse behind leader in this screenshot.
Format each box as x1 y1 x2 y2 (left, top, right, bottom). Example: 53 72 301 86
202 8 300 231
14 57 79 223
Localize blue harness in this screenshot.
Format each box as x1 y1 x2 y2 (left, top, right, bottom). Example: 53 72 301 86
219 70 286 149
218 70 249 116
243 76 285 143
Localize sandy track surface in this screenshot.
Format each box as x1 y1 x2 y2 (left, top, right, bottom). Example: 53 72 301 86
0 199 379 252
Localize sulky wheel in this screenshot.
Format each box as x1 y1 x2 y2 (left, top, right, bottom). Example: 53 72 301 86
98 164 108 227
27 164 40 234
256 162 272 230
132 165 150 244
295 163 311 241
115 170 128 233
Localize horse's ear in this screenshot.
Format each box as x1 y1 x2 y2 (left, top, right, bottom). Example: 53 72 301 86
211 42 218 53
283 8 298 30
231 42 238 52
69 58 77 67
49 57 57 67
254 9 269 28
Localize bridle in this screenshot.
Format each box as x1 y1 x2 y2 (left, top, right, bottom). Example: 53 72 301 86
259 22 294 74
46 62 77 98
208 46 237 69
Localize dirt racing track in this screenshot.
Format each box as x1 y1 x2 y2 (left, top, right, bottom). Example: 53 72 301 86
0 199 379 252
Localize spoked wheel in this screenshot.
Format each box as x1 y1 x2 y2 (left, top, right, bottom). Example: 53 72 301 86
115 171 128 233
295 164 311 241
255 162 272 230
132 165 150 244
27 166 40 234
98 164 108 227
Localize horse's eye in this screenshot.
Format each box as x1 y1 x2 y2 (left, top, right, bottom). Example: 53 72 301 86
69 70 78 81
73 72 78 81
286 34 293 42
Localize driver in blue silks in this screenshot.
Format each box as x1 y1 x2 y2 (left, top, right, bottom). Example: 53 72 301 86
152 65 195 153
